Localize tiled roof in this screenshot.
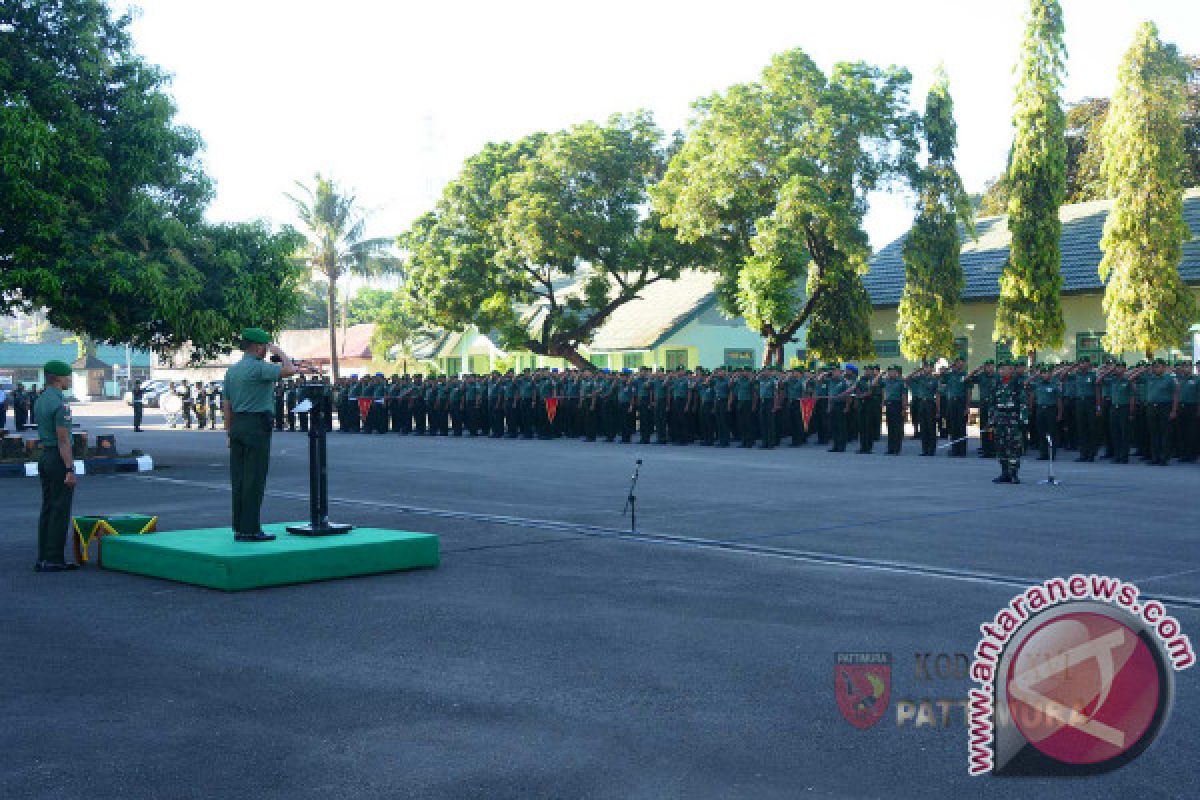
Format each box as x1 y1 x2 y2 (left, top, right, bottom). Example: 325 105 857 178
589 271 719 351
283 323 375 361
863 187 1200 307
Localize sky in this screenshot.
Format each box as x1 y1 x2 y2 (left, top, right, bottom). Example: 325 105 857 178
120 0 1200 253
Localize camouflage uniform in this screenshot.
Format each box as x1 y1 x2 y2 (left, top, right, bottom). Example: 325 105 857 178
991 371 1028 483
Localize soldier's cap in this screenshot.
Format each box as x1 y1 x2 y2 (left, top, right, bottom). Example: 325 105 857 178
551 368 559 373
622 368 631 374
1154 358 1168 365
844 364 858 374
240 327 271 344
44 359 72 377
375 372 384 377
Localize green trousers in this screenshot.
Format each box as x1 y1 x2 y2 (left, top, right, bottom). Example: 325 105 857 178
38 450 74 563
230 412 273 536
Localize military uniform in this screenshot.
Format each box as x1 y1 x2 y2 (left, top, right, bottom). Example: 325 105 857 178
882 370 907 455
712 372 731 447
224 329 284 540
968 365 996 458
732 372 755 448
34 361 78 570
195 385 209 429
908 370 937 456
1074 364 1099 461
991 367 1028 483
1106 368 1134 463
755 372 777 448
13 385 29 431
1175 366 1198 462
1145 365 1179 465
827 370 851 453
1031 371 1062 460
940 365 968 457
131 382 145 431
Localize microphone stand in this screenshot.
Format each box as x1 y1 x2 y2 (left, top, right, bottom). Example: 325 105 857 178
622 458 642 534
287 382 354 536
1038 434 1061 486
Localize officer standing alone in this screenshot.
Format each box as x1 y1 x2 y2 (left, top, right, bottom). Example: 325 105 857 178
131 379 145 432
33 360 79 571
222 328 299 542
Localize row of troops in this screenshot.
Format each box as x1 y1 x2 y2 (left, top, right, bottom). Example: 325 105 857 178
270 357 1198 474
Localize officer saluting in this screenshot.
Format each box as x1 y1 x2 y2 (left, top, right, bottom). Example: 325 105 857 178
34 360 79 571
222 328 300 542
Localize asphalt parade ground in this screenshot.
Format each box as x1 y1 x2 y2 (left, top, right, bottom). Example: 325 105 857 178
2 402 1198 799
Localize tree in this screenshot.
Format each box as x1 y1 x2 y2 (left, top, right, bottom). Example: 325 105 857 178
995 0 1068 361
652 49 919 365
288 283 330 329
897 69 973 363
370 292 427 373
974 175 1012 218
346 287 395 324
1098 22 1196 358
403 112 697 369
1063 97 1111 202
0 0 303 358
287 174 398 379
977 56 1200 211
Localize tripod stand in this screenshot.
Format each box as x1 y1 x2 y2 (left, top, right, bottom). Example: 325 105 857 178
622 459 642 533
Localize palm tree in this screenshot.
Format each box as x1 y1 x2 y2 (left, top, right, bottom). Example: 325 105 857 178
286 174 398 379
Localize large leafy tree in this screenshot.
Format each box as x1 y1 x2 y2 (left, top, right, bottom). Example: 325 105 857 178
898 69 973 363
1098 22 1196 358
995 0 1068 360
652 49 918 365
287 174 398 379
0 0 303 359
403 112 696 369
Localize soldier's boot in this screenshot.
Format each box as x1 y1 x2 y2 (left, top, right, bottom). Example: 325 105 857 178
992 463 1012 484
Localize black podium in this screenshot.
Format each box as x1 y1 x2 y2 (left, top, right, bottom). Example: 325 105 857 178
286 384 353 537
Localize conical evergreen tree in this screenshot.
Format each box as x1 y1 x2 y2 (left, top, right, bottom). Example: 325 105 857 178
1099 21 1196 358
898 68 972 363
995 0 1068 361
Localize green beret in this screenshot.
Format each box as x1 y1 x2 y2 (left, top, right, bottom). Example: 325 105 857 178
241 327 270 344
44 359 72 377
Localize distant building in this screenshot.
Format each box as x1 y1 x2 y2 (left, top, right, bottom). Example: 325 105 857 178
0 343 151 395
863 188 1200 367
425 271 804 374
154 324 391 381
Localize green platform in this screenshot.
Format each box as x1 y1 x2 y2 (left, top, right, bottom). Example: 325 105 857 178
99 523 439 591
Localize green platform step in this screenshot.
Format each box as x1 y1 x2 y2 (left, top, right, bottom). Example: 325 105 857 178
99 523 439 591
